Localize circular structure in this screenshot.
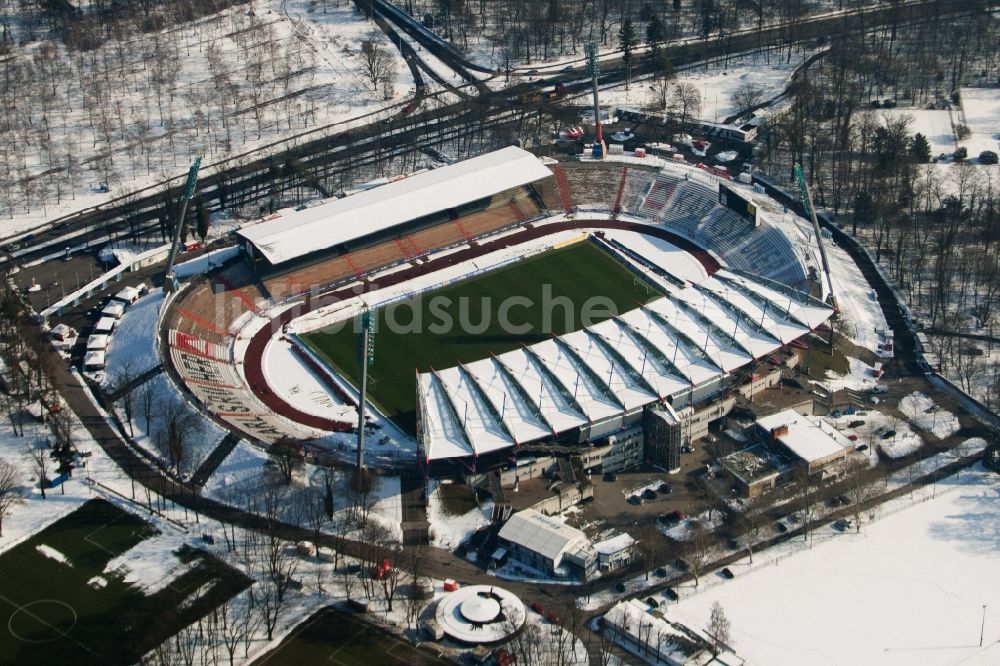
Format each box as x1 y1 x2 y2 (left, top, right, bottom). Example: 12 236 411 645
460 595 502 624
435 584 525 644
7 599 78 644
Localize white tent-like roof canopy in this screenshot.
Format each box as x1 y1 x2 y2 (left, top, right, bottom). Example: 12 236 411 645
419 268 832 461
236 146 553 266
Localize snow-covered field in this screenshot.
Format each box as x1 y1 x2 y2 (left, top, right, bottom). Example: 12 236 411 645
959 88 1000 161
664 466 1000 666
898 391 961 439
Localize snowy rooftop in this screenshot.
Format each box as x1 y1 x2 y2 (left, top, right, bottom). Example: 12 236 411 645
420 274 831 461
757 409 854 463
593 533 636 556
498 509 590 564
236 146 552 265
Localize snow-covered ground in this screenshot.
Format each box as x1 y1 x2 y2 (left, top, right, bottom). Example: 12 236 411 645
664 465 1000 666
426 480 492 550
880 108 957 156
959 88 1000 161
0 0 414 239
101 291 165 384
898 391 961 439
595 49 811 124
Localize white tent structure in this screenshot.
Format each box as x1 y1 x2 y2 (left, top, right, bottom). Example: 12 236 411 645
418 269 832 461
236 146 552 266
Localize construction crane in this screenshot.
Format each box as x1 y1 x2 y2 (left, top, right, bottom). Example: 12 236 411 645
163 156 202 293
585 41 607 160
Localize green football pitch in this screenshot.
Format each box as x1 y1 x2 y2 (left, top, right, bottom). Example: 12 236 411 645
254 607 448 665
0 499 248 666
302 241 660 432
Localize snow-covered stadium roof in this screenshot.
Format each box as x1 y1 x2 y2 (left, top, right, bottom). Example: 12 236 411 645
419 269 832 461
236 146 553 266
498 509 590 564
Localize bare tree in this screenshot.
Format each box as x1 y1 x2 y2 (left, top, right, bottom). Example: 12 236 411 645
672 83 702 128
0 458 22 536
109 358 138 437
25 439 49 499
360 32 395 95
267 437 305 485
730 82 764 120
635 523 661 581
734 495 767 563
842 458 888 533
682 520 716 587
706 600 732 649
155 397 203 476
136 380 158 435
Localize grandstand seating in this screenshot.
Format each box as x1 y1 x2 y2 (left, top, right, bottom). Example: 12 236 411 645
558 163 625 209
697 209 754 256
723 226 797 277
619 169 658 215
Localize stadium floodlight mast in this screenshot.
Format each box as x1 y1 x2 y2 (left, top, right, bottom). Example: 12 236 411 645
163 155 203 293
585 41 607 160
355 308 376 479
794 165 837 312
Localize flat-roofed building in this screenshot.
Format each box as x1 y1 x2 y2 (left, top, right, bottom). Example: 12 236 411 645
718 444 783 498
756 408 854 476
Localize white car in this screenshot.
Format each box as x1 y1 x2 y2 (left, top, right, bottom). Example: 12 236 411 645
611 130 635 142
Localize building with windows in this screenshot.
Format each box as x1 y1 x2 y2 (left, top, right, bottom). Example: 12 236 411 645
497 509 596 580
593 533 636 572
756 408 854 477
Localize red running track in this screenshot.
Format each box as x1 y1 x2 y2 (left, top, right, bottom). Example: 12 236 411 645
241 220 721 434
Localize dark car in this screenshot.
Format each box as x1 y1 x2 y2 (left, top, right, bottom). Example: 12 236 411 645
645 596 660 608
880 429 896 440
980 150 999 165
856 444 869 452
776 522 788 534
614 582 627 593
603 472 617 482
658 482 672 495
655 567 668 578
720 567 735 580
849 419 865 428
561 64 574 72
642 488 657 501
663 587 679 601
627 495 643 505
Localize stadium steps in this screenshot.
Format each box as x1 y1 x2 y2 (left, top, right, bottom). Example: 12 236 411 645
612 166 630 214
552 166 575 212
454 218 474 242
639 178 677 217
189 432 242 488
556 456 577 484
400 471 430 545
105 364 163 402
508 199 527 222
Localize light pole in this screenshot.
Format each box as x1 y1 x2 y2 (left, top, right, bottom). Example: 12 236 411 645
981 604 987 647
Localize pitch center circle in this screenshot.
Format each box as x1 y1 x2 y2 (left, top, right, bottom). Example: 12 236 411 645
7 599 78 644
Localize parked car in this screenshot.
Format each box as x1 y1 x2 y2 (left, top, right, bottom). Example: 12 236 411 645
658 482 672 495
611 130 635 142
834 519 853 531
627 495 643 505
880 429 896 440
603 472 617 482
856 444 869 452
642 488 657 501
614 582 627 593
655 567 669 578
645 597 660 608
776 522 788 534
546 611 560 624
720 567 735 580
663 587 679 601
847 434 859 441
849 420 865 428
980 150 999 165
670 509 686 522
530 602 545 614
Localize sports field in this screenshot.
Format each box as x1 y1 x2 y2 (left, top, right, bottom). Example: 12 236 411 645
0 499 249 666
254 606 449 665
302 241 660 431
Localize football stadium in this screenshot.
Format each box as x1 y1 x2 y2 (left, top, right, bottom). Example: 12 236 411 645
162 146 832 474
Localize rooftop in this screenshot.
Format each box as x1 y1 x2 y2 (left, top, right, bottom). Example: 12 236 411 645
719 444 782 484
757 409 854 463
593 533 636 555
498 509 590 563
236 146 553 266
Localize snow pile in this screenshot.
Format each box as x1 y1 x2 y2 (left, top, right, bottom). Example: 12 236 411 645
898 391 961 439
426 480 492 550
661 509 725 541
817 356 881 393
959 88 1000 160
35 544 72 566
664 466 1000 666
